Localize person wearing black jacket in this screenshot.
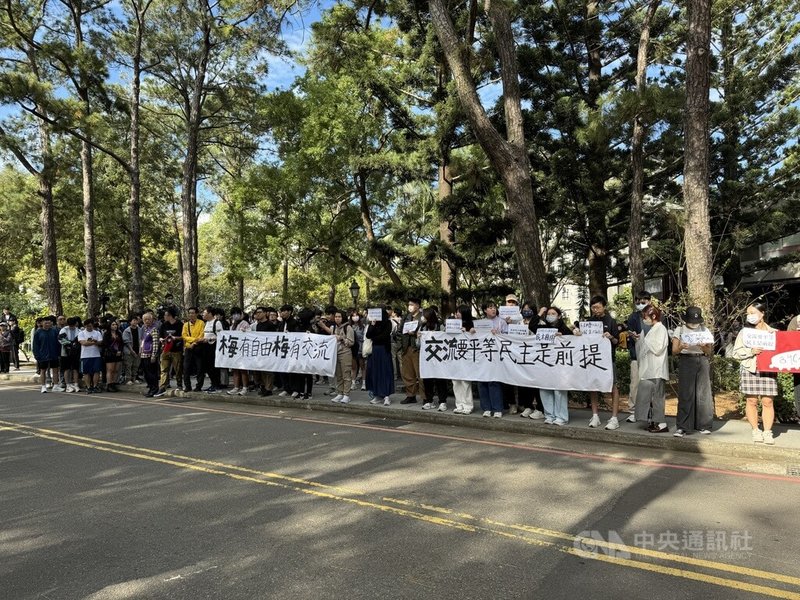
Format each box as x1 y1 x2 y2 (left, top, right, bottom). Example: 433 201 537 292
155 307 183 397
278 304 302 397
578 295 621 430
531 306 573 425
365 307 394 406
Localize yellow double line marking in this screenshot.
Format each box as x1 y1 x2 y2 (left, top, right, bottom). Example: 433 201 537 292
2 419 799 599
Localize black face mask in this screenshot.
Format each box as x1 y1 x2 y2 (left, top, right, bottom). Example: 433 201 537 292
521 310 534 319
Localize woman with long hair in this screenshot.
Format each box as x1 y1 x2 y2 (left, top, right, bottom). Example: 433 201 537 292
103 320 124 392
731 301 778 445
366 307 395 406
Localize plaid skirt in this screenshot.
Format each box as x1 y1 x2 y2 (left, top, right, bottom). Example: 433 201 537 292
739 367 778 397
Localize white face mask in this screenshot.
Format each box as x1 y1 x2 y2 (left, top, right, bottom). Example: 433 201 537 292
746 314 761 325
635 303 647 311
545 315 558 324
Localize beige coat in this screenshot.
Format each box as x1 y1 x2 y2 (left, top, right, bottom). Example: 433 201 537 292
636 321 669 381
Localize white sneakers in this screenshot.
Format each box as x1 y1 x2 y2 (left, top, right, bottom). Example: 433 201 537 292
762 430 774 445
340 396 351 404
331 394 344 403
422 402 434 410
520 408 533 418
383 397 391 406
437 402 447 412
752 428 763 443
588 414 601 428
553 418 567 426
626 414 636 423
543 417 554 424
227 388 241 395
530 410 545 420
493 411 503 418
40 385 47 393
605 416 620 430
369 397 381 405
482 410 492 418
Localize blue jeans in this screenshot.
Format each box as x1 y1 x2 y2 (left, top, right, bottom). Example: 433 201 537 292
540 389 569 422
478 381 504 412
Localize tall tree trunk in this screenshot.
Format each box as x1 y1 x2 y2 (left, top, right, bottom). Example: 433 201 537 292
438 162 454 297
70 4 98 317
127 0 148 313
282 257 289 304
584 0 609 299
81 139 99 316
327 283 336 307
172 201 184 304
429 0 550 306
180 18 210 309
38 121 62 315
355 171 403 286
683 0 714 317
628 0 660 297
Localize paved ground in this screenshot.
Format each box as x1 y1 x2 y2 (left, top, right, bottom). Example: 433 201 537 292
2 380 800 600
5 366 800 462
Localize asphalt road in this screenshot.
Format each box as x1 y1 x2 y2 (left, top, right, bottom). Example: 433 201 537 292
1 382 799 600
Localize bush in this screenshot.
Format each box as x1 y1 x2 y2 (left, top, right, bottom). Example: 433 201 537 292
614 350 631 396
711 355 741 393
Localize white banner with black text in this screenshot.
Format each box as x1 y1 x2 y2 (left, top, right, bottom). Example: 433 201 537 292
418 332 614 392
214 331 338 377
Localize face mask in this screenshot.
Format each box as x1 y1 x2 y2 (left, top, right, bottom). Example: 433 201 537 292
746 314 761 325
545 315 558 324
351 316 359 323
521 309 534 319
643 318 653 326
635 303 647 311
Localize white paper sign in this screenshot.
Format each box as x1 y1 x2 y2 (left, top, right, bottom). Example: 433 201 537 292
681 331 714 346
507 323 530 336
215 331 337 376
579 321 604 336
419 332 613 392
473 319 494 332
402 320 419 334
445 319 463 334
741 328 776 351
367 308 383 321
535 328 558 344
499 306 521 318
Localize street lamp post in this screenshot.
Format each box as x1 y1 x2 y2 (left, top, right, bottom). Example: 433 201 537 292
349 280 361 310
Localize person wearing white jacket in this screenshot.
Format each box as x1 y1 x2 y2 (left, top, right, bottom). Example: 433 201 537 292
633 304 670 432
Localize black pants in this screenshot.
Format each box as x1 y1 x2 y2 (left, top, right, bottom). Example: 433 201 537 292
11 344 19 369
517 386 543 411
142 358 160 394
202 343 221 388
0 350 9 373
423 378 449 404
184 347 204 389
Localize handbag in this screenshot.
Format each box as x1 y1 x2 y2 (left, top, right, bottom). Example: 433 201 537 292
361 325 373 357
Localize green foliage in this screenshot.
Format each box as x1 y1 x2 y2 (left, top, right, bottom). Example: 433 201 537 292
711 355 742 393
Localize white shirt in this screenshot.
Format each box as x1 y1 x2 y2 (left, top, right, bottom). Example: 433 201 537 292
77 329 103 359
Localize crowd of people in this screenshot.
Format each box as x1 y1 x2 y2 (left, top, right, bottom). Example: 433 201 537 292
16 292 799 446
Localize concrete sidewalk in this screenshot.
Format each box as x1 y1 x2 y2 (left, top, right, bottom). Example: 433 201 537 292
3 366 799 462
